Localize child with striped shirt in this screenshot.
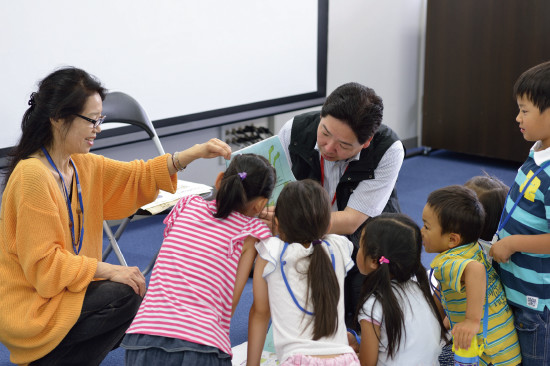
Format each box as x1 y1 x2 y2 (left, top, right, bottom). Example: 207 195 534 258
489 60 550 366
122 154 276 365
422 185 521 366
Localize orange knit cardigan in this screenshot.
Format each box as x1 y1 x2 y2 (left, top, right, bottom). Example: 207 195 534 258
0 153 176 365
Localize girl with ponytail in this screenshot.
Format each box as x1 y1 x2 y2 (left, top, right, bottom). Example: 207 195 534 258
123 153 276 366
353 213 447 365
247 179 360 366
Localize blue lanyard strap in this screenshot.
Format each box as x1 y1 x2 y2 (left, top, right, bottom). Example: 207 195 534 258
41 147 85 254
280 240 335 315
497 160 550 233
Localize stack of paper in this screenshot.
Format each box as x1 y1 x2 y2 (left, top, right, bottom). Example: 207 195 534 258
139 180 213 215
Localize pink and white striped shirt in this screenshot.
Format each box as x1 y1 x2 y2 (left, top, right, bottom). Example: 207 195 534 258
126 195 271 356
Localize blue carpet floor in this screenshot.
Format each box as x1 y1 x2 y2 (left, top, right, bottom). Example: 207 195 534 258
0 149 521 365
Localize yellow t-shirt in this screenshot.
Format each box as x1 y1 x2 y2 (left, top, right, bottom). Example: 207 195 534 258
431 242 521 366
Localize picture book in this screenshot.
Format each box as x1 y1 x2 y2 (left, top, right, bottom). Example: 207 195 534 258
227 135 295 206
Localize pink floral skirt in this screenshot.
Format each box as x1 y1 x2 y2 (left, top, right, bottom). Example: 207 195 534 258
281 353 360 366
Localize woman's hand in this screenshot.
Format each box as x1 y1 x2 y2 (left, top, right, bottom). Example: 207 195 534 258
168 138 232 175
192 138 232 160
95 262 146 297
181 138 231 164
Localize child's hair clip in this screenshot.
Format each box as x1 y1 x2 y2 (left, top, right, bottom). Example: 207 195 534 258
379 256 390 264
238 172 247 180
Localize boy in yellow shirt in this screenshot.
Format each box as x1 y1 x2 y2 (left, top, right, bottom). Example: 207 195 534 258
422 185 520 366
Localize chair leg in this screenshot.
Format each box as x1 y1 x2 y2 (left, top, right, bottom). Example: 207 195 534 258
102 221 128 266
102 216 134 262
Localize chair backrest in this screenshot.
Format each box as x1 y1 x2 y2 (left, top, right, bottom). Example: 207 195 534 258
100 91 167 269
101 91 165 155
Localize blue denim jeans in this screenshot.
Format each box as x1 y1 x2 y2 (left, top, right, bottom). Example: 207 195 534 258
121 334 231 366
30 280 142 366
511 305 550 366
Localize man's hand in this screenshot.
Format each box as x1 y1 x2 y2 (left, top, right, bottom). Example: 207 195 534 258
259 206 276 234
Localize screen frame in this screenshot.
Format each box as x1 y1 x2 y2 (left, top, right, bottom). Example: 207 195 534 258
0 0 328 161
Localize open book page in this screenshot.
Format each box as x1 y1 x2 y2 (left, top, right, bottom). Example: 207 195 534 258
139 180 213 215
228 135 295 206
231 342 279 366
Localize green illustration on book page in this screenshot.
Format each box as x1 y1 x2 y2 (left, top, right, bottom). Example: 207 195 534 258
227 136 295 206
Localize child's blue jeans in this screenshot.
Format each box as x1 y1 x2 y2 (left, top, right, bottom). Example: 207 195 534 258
511 304 550 366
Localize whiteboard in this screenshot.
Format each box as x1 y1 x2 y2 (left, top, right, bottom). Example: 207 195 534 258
0 0 327 153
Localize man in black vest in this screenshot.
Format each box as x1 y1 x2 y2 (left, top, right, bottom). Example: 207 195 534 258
274 82 405 329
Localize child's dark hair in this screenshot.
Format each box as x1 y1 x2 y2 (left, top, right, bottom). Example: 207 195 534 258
275 179 337 340
464 174 509 241
426 185 486 245
513 60 550 114
214 154 276 219
355 213 446 359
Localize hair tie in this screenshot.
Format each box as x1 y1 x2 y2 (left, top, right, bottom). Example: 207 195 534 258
28 92 37 106
238 172 247 180
311 239 322 246
379 256 390 264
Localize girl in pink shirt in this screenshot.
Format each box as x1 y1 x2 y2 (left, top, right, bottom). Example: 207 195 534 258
122 154 276 366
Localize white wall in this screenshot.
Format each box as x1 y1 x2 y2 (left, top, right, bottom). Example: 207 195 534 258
323 0 425 143
270 0 426 140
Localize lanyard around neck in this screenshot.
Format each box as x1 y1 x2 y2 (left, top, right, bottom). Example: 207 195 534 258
280 240 335 315
41 147 85 254
320 156 349 207
497 160 550 233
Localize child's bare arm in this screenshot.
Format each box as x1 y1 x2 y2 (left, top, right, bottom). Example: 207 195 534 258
232 236 257 316
491 233 550 263
451 261 486 350
359 319 380 366
246 257 271 366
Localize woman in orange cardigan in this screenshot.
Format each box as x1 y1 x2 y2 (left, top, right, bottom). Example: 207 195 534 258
0 67 231 366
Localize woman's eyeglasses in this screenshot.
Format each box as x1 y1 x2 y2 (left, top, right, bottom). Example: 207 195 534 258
73 114 106 129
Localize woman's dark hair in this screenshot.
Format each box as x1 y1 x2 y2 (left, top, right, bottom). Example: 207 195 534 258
355 213 446 359
321 82 383 144
214 154 276 219
275 179 337 340
3 67 106 187
464 174 509 241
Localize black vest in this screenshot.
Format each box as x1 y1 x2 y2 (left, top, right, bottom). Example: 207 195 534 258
288 111 402 247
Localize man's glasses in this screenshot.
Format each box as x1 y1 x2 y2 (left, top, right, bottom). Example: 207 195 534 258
73 114 106 129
